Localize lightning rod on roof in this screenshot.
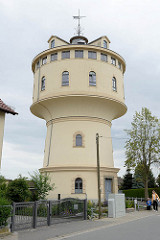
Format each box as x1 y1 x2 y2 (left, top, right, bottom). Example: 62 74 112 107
73 9 86 36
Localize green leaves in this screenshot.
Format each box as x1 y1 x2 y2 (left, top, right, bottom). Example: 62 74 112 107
29 171 54 200
125 107 160 169
124 107 160 199
6 175 31 202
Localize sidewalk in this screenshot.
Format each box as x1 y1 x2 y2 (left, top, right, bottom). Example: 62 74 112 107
0 210 159 240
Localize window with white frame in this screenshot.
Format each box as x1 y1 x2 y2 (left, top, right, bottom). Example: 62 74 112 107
62 71 69 86
41 76 45 91
42 57 47 65
111 57 116 66
76 134 82 146
89 71 96 86
51 40 55 48
88 51 97 59
75 178 83 193
62 51 70 59
101 53 108 62
51 53 57 61
103 40 107 49
75 50 83 58
112 77 117 91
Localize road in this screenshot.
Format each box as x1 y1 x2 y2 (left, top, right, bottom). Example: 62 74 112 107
47 213 160 240
4 211 160 240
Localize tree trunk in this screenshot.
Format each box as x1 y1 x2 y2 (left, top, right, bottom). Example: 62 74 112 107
144 175 149 200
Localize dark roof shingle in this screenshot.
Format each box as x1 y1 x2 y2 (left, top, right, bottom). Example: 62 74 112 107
0 99 18 115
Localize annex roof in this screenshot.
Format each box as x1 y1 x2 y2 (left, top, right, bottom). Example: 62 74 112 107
0 99 18 115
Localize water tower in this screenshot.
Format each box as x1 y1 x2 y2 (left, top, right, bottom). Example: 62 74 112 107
30 17 127 201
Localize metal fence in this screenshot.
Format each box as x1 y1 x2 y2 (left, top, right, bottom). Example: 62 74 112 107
11 198 87 232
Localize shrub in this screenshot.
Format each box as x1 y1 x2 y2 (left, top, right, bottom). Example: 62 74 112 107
0 198 11 227
6 175 31 202
123 188 160 199
29 171 54 200
87 200 96 218
0 175 7 198
125 200 134 208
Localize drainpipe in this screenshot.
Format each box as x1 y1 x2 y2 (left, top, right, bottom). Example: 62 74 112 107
46 123 53 167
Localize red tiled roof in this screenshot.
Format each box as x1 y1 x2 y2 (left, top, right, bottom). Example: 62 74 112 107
0 99 18 115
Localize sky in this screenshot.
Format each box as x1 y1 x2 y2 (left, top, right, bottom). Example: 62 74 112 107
0 0 160 179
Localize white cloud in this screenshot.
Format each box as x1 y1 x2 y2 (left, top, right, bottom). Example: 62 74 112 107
113 149 126 177
1 142 43 179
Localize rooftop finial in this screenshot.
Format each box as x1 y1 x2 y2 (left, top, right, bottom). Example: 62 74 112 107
73 9 86 36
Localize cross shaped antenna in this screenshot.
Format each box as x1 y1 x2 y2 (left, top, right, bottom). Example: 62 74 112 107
73 9 86 36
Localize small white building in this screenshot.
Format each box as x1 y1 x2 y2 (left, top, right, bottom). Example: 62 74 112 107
0 99 18 168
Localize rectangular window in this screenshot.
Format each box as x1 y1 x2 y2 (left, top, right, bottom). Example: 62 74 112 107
75 50 83 58
62 51 70 59
42 57 47 65
51 53 57 61
88 51 97 59
111 57 116 66
101 53 108 62
51 40 55 48
118 61 121 69
103 40 107 49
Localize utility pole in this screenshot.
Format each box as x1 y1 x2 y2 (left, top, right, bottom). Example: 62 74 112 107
96 133 101 219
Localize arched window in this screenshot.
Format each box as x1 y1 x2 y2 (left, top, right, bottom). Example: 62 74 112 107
62 71 69 86
89 71 96 86
75 178 83 193
112 77 117 91
76 134 82 146
103 40 107 49
41 76 45 91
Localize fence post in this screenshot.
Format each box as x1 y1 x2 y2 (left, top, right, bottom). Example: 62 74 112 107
47 201 51 226
84 199 87 220
11 202 15 232
33 201 38 229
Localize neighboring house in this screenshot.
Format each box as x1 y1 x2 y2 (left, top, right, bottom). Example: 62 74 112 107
0 99 18 167
30 31 127 202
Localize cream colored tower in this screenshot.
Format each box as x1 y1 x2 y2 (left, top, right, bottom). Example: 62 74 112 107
31 34 127 201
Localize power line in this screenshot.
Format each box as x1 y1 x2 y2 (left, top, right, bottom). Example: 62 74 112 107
99 136 129 140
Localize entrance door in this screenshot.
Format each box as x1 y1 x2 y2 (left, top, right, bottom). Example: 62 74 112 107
105 178 112 201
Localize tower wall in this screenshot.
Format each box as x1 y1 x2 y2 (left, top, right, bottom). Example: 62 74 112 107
31 35 127 201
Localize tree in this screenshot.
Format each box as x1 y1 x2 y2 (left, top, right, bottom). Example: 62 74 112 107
29 171 54 200
156 173 160 187
125 108 160 199
132 164 156 189
120 168 133 190
0 175 7 198
6 175 30 202
132 164 144 189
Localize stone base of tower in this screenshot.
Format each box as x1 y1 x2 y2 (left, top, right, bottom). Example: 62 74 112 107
40 166 119 202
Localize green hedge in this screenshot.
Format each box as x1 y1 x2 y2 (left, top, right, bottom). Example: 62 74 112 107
0 198 11 227
122 188 160 198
